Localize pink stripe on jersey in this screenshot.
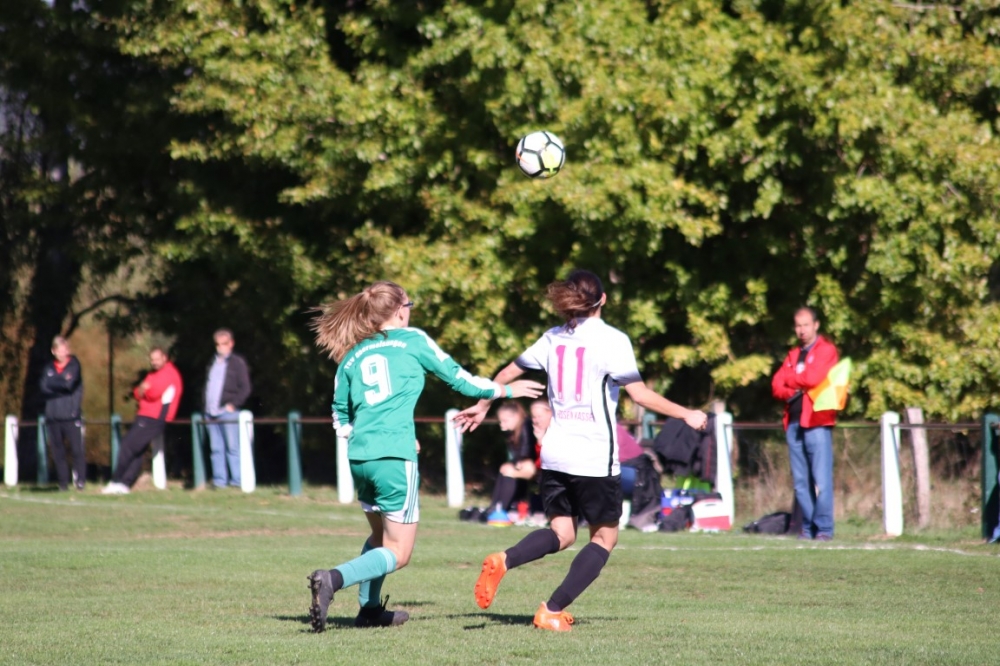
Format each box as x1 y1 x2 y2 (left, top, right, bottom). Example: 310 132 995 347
555 344 566 400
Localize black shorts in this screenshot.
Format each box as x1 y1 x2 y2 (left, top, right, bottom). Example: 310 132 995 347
539 469 622 526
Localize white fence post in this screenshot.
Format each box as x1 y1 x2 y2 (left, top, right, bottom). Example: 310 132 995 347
336 434 354 504
238 410 256 493
151 434 167 490
445 408 464 508
714 412 735 526
880 411 904 536
4 415 18 488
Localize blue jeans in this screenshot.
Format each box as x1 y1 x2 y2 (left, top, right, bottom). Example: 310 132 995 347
786 423 834 538
620 465 636 496
206 411 241 488
992 471 1000 543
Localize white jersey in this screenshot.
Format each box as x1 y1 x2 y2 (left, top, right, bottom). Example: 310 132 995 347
516 317 642 477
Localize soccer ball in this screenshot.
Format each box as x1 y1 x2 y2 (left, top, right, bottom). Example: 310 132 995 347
515 131 565 179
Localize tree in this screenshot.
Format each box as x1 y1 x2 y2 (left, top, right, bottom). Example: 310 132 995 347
0 0 184 431
110 0 1000 425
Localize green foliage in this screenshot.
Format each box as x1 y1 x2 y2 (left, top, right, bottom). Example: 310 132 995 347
0 0 188 418
6 0 1000 426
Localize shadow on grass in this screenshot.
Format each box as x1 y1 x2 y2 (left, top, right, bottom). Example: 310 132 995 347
273 614 358 632
275 600 435 633
455 612 534 629
273 614 312 625
455 611 620 630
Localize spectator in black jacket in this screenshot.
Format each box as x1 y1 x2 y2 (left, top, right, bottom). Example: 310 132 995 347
485 401 539 525
203 329 252 488
39 336 85 490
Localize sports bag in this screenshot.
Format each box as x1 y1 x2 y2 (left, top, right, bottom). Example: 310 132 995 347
742 511 791 535
658 505 693 532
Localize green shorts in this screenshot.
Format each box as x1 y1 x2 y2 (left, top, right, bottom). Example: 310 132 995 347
350 458 420 524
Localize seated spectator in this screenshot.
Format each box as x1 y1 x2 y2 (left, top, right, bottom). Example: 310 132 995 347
486 401 538 525
460 399 552 525
521 398 552 525
529 398 552 466
620 424 665 531
617 423 643 495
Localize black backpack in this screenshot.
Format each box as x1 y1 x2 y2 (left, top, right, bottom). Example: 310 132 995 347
658 505 693 532
742 511 791 535
622 454 662 518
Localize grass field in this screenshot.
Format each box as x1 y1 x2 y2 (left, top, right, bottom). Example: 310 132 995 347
1 485 997 665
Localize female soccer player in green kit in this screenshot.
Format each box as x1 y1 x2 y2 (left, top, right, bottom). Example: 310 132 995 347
307 280 544 632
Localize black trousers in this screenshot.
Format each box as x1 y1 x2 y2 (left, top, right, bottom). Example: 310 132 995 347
46 419 86 490
113 416 166 488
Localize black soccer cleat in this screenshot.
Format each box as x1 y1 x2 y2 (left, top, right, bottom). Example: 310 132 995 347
353 595 409 629
308 570 335 633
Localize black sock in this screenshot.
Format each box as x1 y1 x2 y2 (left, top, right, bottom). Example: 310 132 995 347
328 568 344 592
503 528 561 570
490 475 518 511
546 542 610 612
358 603 383 618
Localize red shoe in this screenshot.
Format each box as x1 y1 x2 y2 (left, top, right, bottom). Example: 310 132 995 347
532 602 574 632
474 552 507 609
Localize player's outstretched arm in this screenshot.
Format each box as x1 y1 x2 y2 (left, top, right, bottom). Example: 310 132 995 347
623 381 708 430
507 379 545 398
452 404 490 432
452 382 543 431
452 362 541 432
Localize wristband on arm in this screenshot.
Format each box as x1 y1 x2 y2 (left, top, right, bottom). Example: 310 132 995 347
505 385 513 399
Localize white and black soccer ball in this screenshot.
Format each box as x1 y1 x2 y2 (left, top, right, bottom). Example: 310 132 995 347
515 131 565 179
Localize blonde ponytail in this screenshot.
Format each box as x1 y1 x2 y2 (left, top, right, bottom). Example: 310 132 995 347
312 281 408 361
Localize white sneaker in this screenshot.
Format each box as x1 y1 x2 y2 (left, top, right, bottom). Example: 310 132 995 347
101 482 130 495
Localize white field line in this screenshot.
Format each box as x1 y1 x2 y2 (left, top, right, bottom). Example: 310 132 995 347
0 491 350 520
618 542 999 558
0 492 208 511
3 493 997 557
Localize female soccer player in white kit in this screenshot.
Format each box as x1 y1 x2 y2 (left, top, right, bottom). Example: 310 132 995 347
454 269 708 632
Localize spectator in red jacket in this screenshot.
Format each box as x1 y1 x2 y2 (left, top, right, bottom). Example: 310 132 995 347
771 307 839 540
102 348 184 494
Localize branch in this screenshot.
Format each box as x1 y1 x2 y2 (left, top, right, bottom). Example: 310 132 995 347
64 294 138 338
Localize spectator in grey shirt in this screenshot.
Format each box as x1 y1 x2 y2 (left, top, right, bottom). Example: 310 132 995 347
203 329 252 488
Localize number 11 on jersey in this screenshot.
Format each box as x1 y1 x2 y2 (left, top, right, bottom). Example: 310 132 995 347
555 345 586 401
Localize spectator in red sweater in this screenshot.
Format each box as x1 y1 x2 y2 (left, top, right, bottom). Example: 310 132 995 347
102 348 184 494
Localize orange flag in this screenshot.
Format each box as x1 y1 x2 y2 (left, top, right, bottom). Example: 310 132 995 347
807 358 852 411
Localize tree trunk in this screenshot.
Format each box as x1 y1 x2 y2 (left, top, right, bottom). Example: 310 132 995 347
0 91 34 420
17 0 83 478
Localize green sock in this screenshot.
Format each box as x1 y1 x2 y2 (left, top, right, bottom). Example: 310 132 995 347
334 547 397 595
356 540 387 609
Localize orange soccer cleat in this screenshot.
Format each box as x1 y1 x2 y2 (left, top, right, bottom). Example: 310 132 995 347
474 552 507 609
532 602 574 632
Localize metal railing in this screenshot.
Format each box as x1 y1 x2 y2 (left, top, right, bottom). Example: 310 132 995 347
4 410 998 538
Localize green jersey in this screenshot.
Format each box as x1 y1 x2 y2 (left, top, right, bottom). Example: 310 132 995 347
332 327 501 462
